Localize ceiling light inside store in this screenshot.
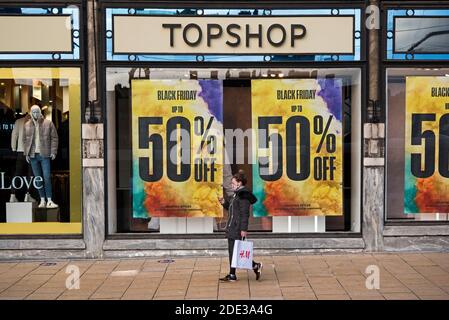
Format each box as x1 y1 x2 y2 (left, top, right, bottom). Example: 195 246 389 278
217 70 227 79
198 71 210 79
228 70 239 78
239 71 251 78
268 70 283 78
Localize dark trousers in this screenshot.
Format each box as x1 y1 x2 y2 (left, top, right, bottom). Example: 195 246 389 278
228 238 257 275
11 152 33 197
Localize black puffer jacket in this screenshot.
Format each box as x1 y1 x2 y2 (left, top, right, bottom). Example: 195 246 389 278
222 187 257 240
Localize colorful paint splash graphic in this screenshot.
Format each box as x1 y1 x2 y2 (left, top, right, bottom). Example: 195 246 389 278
132 79 223 218
404 76 449 214
251 79 343 217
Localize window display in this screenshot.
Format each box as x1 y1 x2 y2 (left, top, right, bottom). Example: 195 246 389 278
0 68 81 234
386 68 449 222
106 67 361 234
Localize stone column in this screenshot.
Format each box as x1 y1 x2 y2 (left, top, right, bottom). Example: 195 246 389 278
83 0 105 258
87 0 98 120
363 0 385 251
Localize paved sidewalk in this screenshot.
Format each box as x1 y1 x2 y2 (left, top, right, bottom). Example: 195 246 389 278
0 253 448 300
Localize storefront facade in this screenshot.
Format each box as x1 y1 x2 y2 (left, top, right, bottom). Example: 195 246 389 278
380 1 449 250
0 0 447 259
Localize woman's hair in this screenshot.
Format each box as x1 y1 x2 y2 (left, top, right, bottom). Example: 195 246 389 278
232 169 247 186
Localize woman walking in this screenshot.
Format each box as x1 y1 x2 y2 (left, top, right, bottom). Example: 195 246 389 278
218 170 263 282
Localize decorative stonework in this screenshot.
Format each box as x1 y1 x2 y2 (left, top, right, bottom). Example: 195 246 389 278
364 123 385 166
82 123 104 168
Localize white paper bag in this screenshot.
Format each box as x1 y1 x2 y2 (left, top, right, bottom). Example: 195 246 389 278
231 239 254 270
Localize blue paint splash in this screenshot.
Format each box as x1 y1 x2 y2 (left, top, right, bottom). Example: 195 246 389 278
199 80 223 123
318 78 342 122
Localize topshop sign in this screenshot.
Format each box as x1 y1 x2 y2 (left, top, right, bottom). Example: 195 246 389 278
161 22 307 48
113 16 354 55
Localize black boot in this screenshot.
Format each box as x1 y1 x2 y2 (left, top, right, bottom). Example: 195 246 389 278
219 274 237 282
253 262 263 280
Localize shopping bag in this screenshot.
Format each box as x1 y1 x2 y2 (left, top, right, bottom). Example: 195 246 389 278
231 239 254 270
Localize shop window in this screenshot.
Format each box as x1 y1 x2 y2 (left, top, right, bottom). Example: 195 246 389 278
0 68 82 234
106 67 361 234
386 68 449 222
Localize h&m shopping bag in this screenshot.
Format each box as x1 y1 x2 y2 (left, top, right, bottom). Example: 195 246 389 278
231 239 254 270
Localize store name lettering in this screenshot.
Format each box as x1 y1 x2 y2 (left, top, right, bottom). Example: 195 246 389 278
0 172 43 190
162 23 307 48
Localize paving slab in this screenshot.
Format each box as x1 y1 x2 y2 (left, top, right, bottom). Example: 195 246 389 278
1 253 448 300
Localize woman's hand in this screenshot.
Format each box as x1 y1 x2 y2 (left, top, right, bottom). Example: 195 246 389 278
241 231 247 238
218 197 225 205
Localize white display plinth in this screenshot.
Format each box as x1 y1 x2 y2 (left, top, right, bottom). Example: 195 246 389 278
6 202 35 222
160 217 213 234
417 213 447 221
272 216 326 233
186 218 213 234
148 217 160 230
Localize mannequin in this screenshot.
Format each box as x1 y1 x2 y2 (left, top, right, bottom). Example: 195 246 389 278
23 105 59 209
10 112 36 202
